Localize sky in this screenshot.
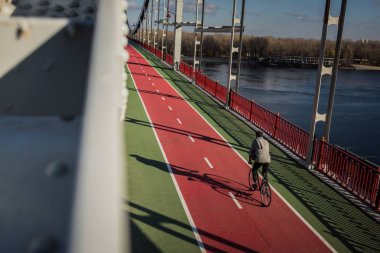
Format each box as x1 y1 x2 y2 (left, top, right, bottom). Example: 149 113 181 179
127 0 380 40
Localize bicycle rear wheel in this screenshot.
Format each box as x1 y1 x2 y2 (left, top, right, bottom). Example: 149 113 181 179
260 181 272 207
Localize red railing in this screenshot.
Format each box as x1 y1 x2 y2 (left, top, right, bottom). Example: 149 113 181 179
130 38 380 212
230 91 309 158
316 141 380 210
275 116 309 158
193 71 227 103
166 54 173 65
155 49 162 59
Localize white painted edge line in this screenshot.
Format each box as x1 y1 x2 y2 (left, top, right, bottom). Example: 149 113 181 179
188 134 195 143
135 46 337 253
152 83 155 86
156 89 160 93
168 106 173 111
228 192 243 209
126 62 206 253
162 96 166 101
204 157 213 169
148 77 151 80
177 118 182 125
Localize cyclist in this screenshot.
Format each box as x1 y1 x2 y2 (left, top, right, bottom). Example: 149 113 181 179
248 131 271 189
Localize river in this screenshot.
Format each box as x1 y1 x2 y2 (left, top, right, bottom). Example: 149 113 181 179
200 61 380 165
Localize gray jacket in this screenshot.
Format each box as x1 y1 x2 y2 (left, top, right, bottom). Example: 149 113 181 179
249 137 271 163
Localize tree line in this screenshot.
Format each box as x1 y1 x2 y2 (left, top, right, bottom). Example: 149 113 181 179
154 31 380 65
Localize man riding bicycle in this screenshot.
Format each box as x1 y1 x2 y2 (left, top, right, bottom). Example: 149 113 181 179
248 131 271 190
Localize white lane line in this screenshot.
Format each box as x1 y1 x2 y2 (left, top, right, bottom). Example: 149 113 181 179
188 134 195 143
228 192 243 209
168 106 173 111
177 118 182 125
162 97 166 101
126 62 206 253
156 89 160 93
204 157 213 169
152 83 155 86
148 77 151 80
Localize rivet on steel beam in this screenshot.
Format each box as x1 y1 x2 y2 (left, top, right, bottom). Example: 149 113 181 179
19 3 32 10
84 6 94 14
65 9 78 18
28 236 59 253
46 161 69 178
38 0 49 7
16 21 31 40
53 4 64 12
4 101 13 113
69 1 79 8
42 59 54 72
59 115 75 122
33 8 47 16
65 24 76 37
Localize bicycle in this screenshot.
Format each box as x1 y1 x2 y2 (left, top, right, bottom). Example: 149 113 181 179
248 167 272 207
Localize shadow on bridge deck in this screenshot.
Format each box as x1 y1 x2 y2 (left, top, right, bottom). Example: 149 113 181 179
125 45 380 253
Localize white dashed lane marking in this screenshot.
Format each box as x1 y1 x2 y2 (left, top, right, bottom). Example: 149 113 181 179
204 157 213 169
228 192 243 209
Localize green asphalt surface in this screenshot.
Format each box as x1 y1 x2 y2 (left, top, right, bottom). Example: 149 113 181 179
125 44 380 253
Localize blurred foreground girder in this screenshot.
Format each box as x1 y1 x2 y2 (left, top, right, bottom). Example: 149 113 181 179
0 0 127 252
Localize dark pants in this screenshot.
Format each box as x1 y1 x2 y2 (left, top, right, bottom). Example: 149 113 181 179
252 162 270 182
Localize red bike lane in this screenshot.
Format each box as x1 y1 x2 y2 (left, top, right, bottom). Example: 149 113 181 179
127 45 333 253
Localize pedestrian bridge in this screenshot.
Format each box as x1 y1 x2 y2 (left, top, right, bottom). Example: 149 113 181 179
1 0 379 252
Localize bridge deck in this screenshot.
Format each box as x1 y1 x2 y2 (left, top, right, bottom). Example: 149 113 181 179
125 44 380 253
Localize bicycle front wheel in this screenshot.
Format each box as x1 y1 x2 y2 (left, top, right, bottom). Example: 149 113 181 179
260 181 272 207
248 170 256 191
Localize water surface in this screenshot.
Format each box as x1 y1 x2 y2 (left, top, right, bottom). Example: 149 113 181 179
202 62 380 165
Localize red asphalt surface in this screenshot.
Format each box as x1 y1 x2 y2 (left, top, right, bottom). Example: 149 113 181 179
127 45 332 253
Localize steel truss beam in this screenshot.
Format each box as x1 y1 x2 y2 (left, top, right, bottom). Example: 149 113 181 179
192 0 245 105
161 0 169 60
0 0 127 252
173 0 184 70
306 0 347 166
154 0 160 51
193 0 204 71
195 26 244 33
226 0 246 106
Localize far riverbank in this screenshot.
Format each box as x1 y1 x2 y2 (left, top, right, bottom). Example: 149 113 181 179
183 56 380 71
351 64 380 71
